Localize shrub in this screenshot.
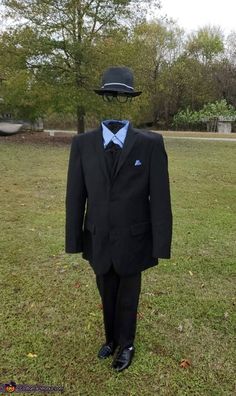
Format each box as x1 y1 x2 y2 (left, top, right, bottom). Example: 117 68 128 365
172 100 236 131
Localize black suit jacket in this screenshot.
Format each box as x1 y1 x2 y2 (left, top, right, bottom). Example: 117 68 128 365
65 123 173 276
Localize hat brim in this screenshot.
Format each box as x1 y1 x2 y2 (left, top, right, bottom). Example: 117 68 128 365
94 88 142 97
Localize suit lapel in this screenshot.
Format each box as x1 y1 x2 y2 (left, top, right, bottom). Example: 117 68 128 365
94 122 138 184
94 126 110 185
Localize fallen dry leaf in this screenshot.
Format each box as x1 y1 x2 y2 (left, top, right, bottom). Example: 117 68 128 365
180 359 191 368
189 271 193 276
74 282 81 288
27 353 37 358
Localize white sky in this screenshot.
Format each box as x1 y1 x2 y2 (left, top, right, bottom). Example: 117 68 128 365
157 0 236 36
0 1 235 37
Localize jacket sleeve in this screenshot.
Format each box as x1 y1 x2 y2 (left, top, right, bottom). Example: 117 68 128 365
149 135 173 258
65 135 87 253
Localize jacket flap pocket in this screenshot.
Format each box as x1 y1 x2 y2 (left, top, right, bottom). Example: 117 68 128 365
130 221 151 236
84 219 96 234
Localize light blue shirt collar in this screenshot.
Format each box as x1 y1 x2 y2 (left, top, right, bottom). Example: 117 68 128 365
102 119 129 148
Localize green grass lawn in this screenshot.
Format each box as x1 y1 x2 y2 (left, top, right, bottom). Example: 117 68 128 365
159 131 236 139
0 138 235 396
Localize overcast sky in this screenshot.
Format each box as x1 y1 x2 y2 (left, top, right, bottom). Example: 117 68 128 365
157 0 235 36
0 1 235 37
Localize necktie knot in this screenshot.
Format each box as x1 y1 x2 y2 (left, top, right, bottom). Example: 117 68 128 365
105 140 122 152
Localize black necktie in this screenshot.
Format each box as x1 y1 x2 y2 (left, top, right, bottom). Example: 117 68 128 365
104 140 122 180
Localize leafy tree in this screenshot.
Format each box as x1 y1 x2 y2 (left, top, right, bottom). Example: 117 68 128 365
125 19 184 126
2 0 160 132
225 31 236 66
212 32 236 107
185 25 225 64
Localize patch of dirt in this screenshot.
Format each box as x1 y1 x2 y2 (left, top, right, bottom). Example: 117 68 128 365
0 131 75 146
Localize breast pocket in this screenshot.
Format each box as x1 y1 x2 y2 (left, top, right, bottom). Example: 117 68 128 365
124 159 144 170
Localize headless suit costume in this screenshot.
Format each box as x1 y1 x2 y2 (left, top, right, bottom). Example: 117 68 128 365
95 120 142 350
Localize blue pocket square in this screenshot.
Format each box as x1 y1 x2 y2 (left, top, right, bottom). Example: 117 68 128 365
134 160 142 166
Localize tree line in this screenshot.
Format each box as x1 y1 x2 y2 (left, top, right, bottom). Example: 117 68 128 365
0 0 235 133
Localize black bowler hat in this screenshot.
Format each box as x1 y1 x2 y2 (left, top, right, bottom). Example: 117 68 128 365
94 66 142 97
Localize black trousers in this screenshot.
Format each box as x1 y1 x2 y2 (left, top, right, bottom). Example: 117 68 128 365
96 263 142 350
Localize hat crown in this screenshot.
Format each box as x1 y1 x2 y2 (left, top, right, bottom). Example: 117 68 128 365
94 65 142 97
102 67 134 89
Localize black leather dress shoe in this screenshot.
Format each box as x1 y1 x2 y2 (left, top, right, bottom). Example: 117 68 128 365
112 345 135 371
97 342 116 359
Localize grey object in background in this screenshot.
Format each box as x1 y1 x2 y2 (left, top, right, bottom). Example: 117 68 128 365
0 122 24 136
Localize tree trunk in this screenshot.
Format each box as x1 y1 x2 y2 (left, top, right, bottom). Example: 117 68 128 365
77 105 85 134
